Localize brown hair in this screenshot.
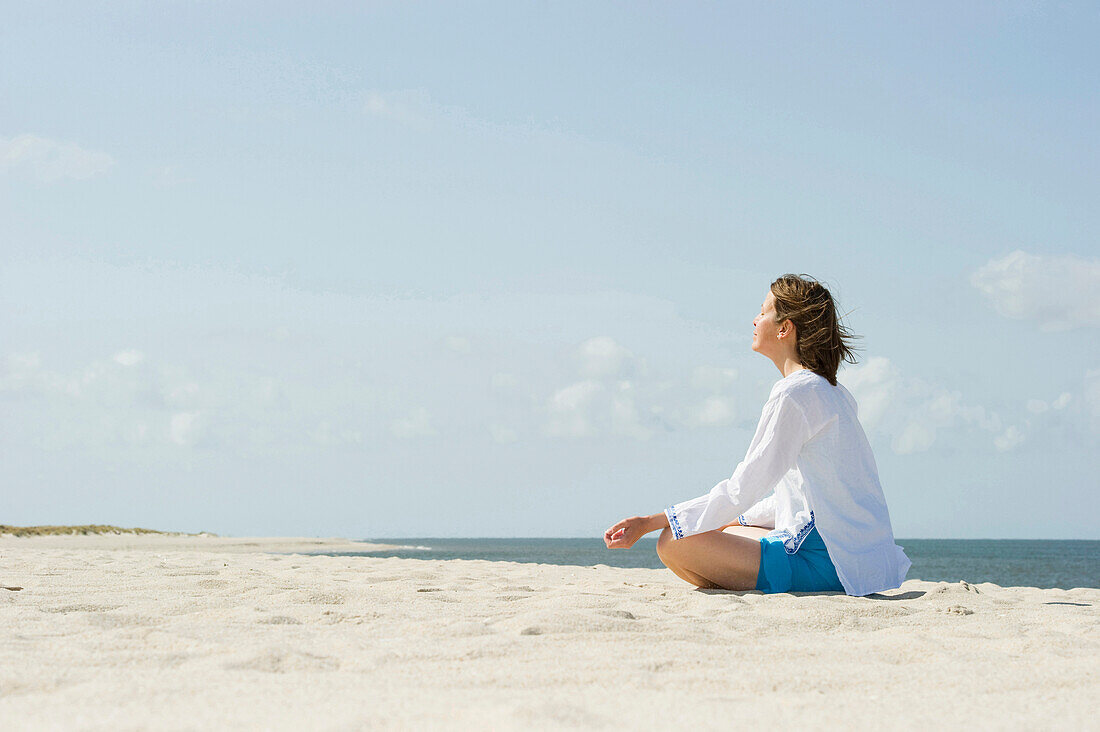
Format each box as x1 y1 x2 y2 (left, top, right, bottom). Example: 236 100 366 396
770 274 862 386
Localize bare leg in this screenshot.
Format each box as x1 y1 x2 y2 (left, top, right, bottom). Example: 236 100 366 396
656 524 771 591
660 552 722 589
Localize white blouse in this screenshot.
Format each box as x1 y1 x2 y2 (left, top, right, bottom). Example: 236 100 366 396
664 368 911 596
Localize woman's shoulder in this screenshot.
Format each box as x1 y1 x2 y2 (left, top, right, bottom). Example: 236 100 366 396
771 370 854 416
770 369 825 398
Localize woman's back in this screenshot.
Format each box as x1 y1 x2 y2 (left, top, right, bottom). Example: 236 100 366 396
777 369 910 595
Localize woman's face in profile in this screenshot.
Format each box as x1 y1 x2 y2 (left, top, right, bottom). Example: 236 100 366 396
751 291 778 353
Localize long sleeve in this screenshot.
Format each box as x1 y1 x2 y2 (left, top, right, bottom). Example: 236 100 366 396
665 392 812 540
737 494 777 529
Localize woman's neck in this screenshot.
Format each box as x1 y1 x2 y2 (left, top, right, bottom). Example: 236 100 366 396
776 357 808 378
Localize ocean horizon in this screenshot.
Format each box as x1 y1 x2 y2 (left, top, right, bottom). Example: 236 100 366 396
313 537 1100 590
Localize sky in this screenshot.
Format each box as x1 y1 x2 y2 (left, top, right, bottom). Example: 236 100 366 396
2 2 1098 540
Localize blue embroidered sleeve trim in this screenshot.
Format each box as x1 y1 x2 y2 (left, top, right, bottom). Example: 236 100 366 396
782 510 815 555
666 507 684 540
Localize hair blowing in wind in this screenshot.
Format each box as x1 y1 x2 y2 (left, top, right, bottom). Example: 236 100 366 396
769 274 862 386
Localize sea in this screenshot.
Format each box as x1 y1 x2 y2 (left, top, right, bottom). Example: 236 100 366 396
313 538 1100 590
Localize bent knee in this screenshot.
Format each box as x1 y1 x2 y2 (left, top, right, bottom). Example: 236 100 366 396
655 526 676 557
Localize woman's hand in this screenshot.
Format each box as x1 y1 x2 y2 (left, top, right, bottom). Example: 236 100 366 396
604 513 669 549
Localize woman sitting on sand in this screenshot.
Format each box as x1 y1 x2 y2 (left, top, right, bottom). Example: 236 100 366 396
605 274 910 597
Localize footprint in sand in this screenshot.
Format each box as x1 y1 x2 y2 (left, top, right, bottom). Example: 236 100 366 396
227 648 338 673
42 603 120 614
363 575 402 583
258 615 302 625
599 609 637 620
305 591 345 605
88 613 159 629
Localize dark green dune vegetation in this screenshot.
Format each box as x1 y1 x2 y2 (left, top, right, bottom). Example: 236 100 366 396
0 525 212 537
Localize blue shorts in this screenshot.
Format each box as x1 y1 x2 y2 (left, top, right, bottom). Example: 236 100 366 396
755 526 845 594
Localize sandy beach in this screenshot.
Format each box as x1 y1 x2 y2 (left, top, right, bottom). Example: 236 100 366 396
1 534 1097 730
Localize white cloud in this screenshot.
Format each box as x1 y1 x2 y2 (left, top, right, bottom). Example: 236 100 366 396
1 354 113 401
8 352 41 372
0 347 356 452
1019 375 1098 442
970 250 1100 331
0 261 753 458
688 395 737 428
443 336 472 354
544 339 661 439
1026 398 1049 414
9 258 1082 467
577 336 636 379
390 408 436 439
169 411 203 446
993 425 1025 452
841 357 1007 455
545 376 655 440
546 380 602 438
892 421 936 455
838 356 900 432
610 381 652 440
0 133 114 182
113 349 145 366
544 377 658 440
1025 394 1070 414
927 391 1002 433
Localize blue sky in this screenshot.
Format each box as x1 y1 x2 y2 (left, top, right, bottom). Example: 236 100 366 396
2 2 1098 539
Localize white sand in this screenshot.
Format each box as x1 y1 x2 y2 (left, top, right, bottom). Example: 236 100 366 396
1 535 1097 730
